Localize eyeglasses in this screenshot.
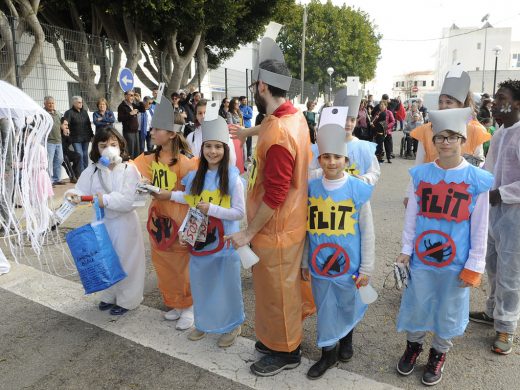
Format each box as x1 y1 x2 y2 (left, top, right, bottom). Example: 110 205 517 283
248 81 258 94
433 135 463 144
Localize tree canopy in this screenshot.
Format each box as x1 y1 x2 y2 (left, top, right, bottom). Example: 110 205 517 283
274 0 381 93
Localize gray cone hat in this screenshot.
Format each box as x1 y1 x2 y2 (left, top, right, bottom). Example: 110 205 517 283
317 106 348 156
429 107 472 138
317 124 348 157
333 88 362 118
252 37 292 91
440 65 471 104
202 100 229 144
151 97 175 131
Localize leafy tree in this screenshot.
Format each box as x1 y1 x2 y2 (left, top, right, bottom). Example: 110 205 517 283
0 0 45 85
274 0 381 94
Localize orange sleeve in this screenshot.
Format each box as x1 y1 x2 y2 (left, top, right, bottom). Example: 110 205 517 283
459 268 482 287
133 153 152 180
410 123 432 143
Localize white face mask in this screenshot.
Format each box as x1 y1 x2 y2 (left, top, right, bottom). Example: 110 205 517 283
99 145 122 166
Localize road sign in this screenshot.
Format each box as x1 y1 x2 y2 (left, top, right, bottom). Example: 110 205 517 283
411 86 419 93
118 68 134 92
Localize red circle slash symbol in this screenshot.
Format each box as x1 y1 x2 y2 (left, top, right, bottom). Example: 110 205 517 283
415 230 456 268
311 243 350 278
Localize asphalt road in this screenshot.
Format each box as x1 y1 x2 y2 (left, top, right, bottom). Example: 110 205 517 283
1 133 518 390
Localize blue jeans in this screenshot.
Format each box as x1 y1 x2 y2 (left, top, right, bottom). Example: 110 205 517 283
47 143 64 183
73 142 90 173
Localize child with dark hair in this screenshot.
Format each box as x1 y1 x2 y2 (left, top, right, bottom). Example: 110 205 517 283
396 108 493 385
66 125 146 316
134 98 198 330
155 114 245 347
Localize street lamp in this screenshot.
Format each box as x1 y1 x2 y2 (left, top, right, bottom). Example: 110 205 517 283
327 67 334 102
492 45 502 96
480 13 490 93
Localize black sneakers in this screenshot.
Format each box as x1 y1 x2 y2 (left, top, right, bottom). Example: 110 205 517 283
422 348 446 386
250 347 301 377
339 330 353 362
307 346 338 380
397 341 423 376
469 311 494 326
255 341 274 355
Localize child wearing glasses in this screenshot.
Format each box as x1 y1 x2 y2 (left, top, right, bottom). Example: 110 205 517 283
394 108 493 386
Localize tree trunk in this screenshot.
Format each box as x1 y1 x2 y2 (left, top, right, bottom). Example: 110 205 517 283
185 39 208 89
0 11 16 84
16 0 45 83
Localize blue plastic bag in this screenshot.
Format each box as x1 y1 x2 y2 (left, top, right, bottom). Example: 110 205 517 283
66 198 127 294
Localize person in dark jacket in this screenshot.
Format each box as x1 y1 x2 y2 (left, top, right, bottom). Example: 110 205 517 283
63 96 92 173
60 117 81 183
117 90 145 159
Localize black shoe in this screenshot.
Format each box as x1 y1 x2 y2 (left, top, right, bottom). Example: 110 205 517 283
339 330 353 362
109 305 129 316
387 160 392 163
422 348 446 386
397 341 423 376
98 301 114 311
390 154 395 159
307 345 339 380
255 341 274 355
250 348 301 377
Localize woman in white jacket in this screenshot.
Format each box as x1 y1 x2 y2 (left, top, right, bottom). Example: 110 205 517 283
66 126 145 315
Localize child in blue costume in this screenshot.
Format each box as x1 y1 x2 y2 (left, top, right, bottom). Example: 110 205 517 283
309 88 380 185
395 107 494 386
169 114 245 348
302 113 375 380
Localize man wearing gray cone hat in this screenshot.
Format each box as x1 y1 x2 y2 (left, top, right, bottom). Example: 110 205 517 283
229 37 313 376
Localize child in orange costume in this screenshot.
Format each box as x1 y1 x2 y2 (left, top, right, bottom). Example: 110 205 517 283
134 96 198 330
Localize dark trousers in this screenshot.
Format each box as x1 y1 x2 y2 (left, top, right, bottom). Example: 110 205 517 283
384 134 393 161
124 132 140 159
246 136 252 158
140 132 153 153
62 149 81 180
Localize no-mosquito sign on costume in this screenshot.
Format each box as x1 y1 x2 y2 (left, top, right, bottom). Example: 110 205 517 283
134 96 198 310
179 113 245 334
307 112 374 347
397 108 493 339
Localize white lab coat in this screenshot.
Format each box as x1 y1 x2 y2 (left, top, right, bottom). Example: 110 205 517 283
0 248 10 275
66 162 145 310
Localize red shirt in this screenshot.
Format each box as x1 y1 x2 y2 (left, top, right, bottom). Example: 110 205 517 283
262 101 298 209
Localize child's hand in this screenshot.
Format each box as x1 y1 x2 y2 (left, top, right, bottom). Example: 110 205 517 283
396 253 411 265
179 237 187 247
459 281 472 288
301 268 310 281
196 201 210 215
356 273 370 288
96 193 105 208
151 189 172 201
67 194 82 205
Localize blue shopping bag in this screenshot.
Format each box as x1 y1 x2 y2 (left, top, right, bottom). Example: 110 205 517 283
66 198 127 294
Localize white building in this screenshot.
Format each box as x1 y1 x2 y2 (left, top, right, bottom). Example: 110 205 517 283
436 23 520 94
392 71 437 99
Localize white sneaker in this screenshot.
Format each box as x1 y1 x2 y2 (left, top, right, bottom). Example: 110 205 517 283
176 306 194 330
164 308 182 321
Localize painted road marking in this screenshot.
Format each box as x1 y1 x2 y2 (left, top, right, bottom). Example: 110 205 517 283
0 264 399 389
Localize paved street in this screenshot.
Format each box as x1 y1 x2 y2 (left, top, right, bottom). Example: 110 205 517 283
1 134 519 390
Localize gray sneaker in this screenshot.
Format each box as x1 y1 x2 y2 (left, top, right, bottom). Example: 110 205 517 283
469 311 494 326
217 326 241 348
492 332 513 355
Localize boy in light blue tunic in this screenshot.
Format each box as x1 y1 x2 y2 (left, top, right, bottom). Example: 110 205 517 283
309 86 380 185
395 107 493 386
302 107 375 380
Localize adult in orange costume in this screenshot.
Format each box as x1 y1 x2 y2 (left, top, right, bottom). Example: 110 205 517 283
134 95 198 330
229 38 311 377
404 65 491 205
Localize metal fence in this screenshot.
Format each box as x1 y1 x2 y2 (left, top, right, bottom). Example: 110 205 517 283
1 16 319 115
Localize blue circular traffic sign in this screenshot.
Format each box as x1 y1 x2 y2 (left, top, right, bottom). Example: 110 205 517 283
118 68 134 92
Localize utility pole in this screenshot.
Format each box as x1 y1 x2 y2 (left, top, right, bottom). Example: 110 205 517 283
300 5 307 104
